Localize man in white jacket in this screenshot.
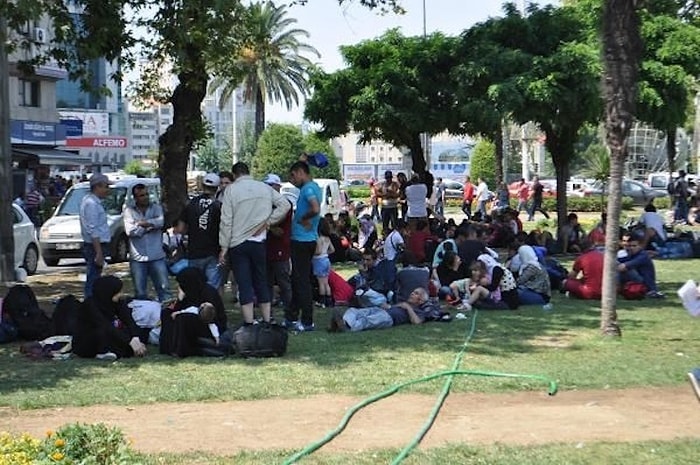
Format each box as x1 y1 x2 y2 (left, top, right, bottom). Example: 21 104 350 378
218 162 291 324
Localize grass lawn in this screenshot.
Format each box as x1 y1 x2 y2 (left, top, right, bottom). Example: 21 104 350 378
1 258 699 463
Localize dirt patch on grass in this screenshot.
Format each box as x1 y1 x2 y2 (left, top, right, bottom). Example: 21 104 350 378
528 333 575 348
0 387 697 454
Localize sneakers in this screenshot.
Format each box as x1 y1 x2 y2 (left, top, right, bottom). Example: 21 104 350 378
646 290 665 299
95 352 117 361
297 322 315 332
281 319 299 330
688 368 700 401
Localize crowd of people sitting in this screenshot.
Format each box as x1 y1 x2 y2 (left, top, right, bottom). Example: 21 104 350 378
6 163 680 361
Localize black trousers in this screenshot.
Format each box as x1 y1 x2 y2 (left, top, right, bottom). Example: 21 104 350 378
289 241 317 325
381 206 398 232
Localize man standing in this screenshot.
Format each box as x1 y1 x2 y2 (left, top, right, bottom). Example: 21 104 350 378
123 183 171 302
262 173 294 320
24 182 44 227
474 176 490 220
527 176 550 221
434 177 445 217
672 170 690 224
180 173 222 289
462 176 474 220
215 171 238 303
516 178 530 213
379 170 400 232
219 163 290 325
80 173 112 298
287 161 322 331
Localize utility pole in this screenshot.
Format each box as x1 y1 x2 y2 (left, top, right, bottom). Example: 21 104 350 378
421 0 431 170
0 16 16 283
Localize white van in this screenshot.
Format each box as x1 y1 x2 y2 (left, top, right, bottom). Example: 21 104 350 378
39 177 161 266
280 178 344 219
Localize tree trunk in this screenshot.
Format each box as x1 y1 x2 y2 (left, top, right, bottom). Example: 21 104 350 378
0 16 15 282
410 132 426 174
494 126 504 183
545 129 572 232
158 62 209 226
666 127 676 173
254 88 265 141
600 0 643 337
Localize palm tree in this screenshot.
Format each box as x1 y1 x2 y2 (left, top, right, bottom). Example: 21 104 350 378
209 1 320 140
580 141 611 214
600 0 643 337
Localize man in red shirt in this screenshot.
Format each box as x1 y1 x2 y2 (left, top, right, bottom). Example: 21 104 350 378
562 241 603 299
406 220 437 263
263 174 293 317
462 175 475 220
516 178 530 213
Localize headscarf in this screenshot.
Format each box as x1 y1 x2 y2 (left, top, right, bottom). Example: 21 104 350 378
176 267 208 306
91 275 123 310
477 254 500 274
517 245 542 273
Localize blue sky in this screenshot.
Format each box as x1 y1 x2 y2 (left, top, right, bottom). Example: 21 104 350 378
267 0 557 123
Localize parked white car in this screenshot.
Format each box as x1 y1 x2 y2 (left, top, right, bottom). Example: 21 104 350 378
12 203 40 275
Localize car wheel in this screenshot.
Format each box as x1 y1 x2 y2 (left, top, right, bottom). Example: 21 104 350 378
43 256 60 267
110 234 129 263
23 244 39 275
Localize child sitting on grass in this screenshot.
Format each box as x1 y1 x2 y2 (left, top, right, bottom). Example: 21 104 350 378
171 302 220 345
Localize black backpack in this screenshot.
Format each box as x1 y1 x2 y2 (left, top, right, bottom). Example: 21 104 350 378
232 322 288 358
3 285 53 341
52 295 82 336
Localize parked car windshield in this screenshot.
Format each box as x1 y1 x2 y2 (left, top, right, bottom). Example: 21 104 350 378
56 186 128 216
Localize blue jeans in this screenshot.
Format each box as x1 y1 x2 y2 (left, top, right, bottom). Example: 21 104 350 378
228 241 270 306
130 259 171 302
517 287 547 305
343 307 393 332
188 256 222 289
83 242 109 298
477 200 487 218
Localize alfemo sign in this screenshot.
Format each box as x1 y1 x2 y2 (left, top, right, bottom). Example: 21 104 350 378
66 137 128 148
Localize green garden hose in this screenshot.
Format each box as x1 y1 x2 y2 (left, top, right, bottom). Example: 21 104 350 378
281 310 558 465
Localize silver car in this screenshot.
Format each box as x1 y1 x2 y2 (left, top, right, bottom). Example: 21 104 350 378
39 176 161 266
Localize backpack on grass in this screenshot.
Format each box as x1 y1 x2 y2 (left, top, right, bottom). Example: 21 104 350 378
232 322 287 358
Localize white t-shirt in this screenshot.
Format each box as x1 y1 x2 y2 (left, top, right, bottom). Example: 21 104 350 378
640 212 666 241
405 183 428 218
383 230 405 261
476 182 490 201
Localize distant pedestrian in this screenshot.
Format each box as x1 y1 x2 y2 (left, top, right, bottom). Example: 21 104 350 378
123 183 171 302
287 161 322 332
434 177 445 217
527 176 550 222
671 170 690 224
475 176 490 220
380 170 400 232
215 171 238 303
462 176 474 219
24 184 44 227
80 173 112 298
516 178 529 213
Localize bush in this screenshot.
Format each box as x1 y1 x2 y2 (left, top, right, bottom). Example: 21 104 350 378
346 186 371 200
0 424 140 465
443 196 637 212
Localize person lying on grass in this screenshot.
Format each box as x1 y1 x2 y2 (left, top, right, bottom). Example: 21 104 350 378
328 287 445 332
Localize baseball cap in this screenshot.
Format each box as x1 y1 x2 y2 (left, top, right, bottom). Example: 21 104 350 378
384 170 393 179
202 173 220 188
263 173 282 186
89 173 112 187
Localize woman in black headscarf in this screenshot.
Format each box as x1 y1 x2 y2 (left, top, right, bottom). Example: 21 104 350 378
73 276 148 360
159 267 227 357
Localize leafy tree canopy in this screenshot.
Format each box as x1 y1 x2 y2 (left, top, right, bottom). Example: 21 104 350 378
253 124 340 179
304 29 460 174
469 138 497 188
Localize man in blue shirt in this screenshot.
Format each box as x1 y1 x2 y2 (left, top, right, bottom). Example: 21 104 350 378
80 173 112 298
124 183 171 302
618 233 664 298
286 161 322 331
